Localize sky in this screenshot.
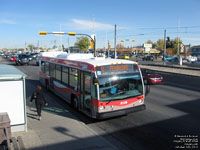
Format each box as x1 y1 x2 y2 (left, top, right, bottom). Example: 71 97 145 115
0 0 200 49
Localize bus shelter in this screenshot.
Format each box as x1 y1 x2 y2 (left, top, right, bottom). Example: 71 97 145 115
0 65 27 132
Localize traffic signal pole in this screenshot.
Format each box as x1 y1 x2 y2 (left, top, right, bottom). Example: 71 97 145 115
114 24 117 59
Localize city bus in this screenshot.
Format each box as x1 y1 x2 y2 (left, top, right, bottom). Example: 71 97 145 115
39 52 148 119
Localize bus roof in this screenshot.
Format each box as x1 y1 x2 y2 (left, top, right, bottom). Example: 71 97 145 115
40 52 138 71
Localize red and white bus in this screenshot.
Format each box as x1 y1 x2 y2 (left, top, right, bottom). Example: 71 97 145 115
39 52 147 119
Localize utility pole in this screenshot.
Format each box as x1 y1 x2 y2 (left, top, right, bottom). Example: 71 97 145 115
68 37 70 53
114 24 117 59
94 35 96 57
163 29 166 65
54 40 56 48
37 40 39 52
60 24 63 51
24 42 26 52
177 17 182 65
108 40 110 57
93 15 95 34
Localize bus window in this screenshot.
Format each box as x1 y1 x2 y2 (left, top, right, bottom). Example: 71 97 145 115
49 63 56 78
41 61 45 72
69 68 78 89
62 66 68 85
45 62 49 75
55 65 61 81
84 73 91 110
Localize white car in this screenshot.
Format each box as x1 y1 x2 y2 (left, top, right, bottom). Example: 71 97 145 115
187 56 197 62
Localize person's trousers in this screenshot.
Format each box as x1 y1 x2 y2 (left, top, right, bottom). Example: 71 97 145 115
36 104 42 117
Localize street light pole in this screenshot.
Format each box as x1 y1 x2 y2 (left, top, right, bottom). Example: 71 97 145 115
163 29 166 65
39 31 95 56
114 24 117 59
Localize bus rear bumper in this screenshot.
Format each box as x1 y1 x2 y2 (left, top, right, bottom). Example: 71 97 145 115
96 104 146 119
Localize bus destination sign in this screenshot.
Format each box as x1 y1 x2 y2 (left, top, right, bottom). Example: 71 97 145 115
96 64 138 75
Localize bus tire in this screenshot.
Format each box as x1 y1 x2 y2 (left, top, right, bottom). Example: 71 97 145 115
72 96 78 110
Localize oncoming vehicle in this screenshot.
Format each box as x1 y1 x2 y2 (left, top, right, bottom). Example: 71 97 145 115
141 68 163 84
39 52 149 119
118 54 130 59
142 55 154 61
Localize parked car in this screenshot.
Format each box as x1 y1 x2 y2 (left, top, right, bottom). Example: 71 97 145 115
16 54 30 65
141 68 163 84
117 54 130 59
142 55 154 61
182 58 190 63
164 56 174 61
10 56 17 61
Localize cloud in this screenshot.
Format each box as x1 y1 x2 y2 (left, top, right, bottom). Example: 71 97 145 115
62 19 114 31
0 19 16 24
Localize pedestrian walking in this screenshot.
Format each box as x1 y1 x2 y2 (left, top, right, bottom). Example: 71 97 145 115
30 85 48 121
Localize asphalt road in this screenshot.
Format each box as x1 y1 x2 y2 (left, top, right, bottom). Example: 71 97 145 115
2 58 200 150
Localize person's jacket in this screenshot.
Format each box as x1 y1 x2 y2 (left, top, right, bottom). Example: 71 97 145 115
30 90 47 105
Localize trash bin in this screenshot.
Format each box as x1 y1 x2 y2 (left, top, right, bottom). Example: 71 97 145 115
0 112 11 145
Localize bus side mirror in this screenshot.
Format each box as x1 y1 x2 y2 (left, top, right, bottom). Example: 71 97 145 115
93 78 99 85
143 79 150 96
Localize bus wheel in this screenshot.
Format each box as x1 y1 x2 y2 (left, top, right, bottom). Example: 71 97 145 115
72 97 78 110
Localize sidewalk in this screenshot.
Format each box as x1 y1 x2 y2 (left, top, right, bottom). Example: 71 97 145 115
12 82 117 150
140 64 200 77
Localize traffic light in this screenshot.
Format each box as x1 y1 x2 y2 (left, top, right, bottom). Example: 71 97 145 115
39 31 47 35
108 44 111 50
90 40 94 48
68 32 76 36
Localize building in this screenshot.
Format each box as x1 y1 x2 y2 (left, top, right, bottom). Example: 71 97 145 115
190 45 200 57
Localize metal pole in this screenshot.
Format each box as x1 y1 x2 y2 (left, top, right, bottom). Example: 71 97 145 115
163 29 166 65
94 35 96 57
114 24 117 59
177 17 182 65
108 40 110 57
68 37 70 53
25 42 26 52
60 24 63 51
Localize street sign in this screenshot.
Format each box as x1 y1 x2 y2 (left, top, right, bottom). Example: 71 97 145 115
132 40 135 42
181 46 185 53
120 40 124 42
91 34 96 40
144 44 152 48
125 39 129 41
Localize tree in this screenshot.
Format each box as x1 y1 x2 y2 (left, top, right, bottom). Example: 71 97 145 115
28 44 35 52
173 37 182 55
62 44 65 51
74 36 90 52
116 44 125 49
166 37 173 48
156 39 164 50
